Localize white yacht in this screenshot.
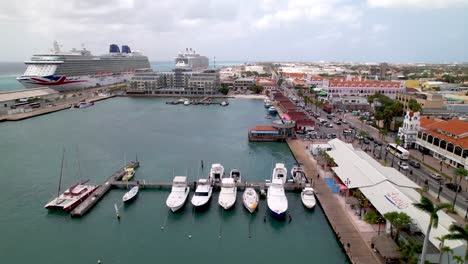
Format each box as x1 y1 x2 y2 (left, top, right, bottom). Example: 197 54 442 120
183 99 190 106
272 163 288 184
210 163 224 183
301 186 316 209
291 163 307 184
122 185 139 203
242 188 259 213
267 178 288 218
218 178 237 210
166 176 190 212
191 179 212 208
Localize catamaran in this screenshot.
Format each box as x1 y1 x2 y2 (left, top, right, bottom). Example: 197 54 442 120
44 150 99 212
301 185 316 209
242 188 259 213
122 185 139 203
191 179 213 208
218 178 237 210
272 163 288 184
210 163 224 183
166 176 190 212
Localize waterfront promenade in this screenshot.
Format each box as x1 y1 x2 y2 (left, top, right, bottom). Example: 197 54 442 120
287 139 380 264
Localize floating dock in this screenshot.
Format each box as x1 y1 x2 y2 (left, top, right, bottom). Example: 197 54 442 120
70 161 140 217
111 180 306 190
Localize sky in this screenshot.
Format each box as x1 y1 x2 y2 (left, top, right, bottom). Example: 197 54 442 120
1 0 468 63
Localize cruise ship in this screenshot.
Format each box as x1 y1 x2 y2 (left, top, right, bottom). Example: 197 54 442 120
175 48 209 71
17 41 150 91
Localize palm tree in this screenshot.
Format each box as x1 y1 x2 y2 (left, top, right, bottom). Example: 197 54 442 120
452 168 468 210
453 255 464 264
383 211 412 243
400 239 423 264
413 196 452 264
436 235 452 264
445 224 468 262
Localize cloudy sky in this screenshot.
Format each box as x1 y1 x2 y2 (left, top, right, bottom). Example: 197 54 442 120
1 0 467 63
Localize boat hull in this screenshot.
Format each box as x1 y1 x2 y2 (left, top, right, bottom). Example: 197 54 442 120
166 188 190 212
45 185 99 212
269 208 286 219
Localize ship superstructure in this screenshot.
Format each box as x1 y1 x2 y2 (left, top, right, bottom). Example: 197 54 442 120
174 48 209 71
17 41 150 91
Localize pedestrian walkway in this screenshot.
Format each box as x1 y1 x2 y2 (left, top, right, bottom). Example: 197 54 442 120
287 139 381 264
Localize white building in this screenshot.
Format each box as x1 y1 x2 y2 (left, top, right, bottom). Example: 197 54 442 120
398 111 421 149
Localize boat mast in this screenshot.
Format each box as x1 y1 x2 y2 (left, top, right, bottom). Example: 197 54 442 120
57 149 66 199
76 146 82 183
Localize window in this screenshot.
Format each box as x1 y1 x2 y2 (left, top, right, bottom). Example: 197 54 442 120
427 135 433 143
433 137 439 147
447 143 454 153
455 146 462 157
440 140 447 150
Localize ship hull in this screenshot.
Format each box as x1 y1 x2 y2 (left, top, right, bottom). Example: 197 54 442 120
17 74 132 91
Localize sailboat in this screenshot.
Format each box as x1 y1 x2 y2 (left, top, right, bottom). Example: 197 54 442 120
122 185 139 203
44 149 99 212
166 176 190 212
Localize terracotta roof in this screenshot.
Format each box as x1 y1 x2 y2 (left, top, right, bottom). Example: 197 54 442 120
282 72 307 78
420 117 468 148
405 87 420 93
249 126 277 131
328 80 402 88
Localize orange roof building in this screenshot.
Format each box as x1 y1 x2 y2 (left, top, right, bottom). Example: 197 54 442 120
416 117 468 169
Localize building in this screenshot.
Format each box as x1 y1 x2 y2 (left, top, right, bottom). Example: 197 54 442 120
416 117 468 169
395 92 444 110
328 96 370 111
327 80 404 99
397 111 421 148
127 68 220 96
422 81 460 91
0 88 60 115
234 77 256 90
325 139 465 263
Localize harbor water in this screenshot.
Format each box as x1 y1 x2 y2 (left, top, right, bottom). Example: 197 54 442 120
0 97 348 263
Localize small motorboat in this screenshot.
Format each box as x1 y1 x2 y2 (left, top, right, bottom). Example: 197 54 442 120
122 185 139 203
191 179 213 208
220 101 229 107
210 163 225 183
218 178 236 210
291 163 307 184
264 99 273 108
272 163 288 184
166 176 190 212
73 100 94 109
301 186 316 209
268 106 277 115
230 169 242 183
267 178 288 218
183 99 190 106
122 167 135 181
242 188 259 213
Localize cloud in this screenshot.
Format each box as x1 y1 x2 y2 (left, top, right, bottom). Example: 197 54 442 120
254 0 363 30
316 31 343 40
367 0 468 9
371 24 388 33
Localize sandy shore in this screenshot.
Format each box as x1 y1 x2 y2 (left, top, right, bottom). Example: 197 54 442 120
233 94 267 100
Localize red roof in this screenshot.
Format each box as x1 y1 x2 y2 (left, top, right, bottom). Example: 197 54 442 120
328 80 402 88
420 117 468 148
249 126 277 131
296 120 316 127
282 72 307 78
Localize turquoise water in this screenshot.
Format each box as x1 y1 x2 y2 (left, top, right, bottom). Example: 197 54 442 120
0 61 246 92
0 98 347 263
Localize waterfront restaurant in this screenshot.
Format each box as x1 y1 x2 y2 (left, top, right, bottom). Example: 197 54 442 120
324 139 465 263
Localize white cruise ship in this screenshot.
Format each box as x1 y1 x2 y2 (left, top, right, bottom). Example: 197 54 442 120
17 41 150 91
174 48 209 71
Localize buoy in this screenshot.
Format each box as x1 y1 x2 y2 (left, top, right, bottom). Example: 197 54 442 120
188 235 192 239
161 226 164 230
97 260 101 264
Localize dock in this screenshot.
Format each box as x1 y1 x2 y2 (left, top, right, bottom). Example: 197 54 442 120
70 161 140 217
111 180 306 190
286 139 380 264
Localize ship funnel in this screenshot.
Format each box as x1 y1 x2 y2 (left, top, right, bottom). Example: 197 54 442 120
121 45 131 53
109 44 120 53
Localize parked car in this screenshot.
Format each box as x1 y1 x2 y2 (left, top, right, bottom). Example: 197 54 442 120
325 123 334 128
363 138 370 144
445 183 462 193
429 173 443 181
341 120 348 124
398 162 409 171
366 136 374 142
408 160 421 168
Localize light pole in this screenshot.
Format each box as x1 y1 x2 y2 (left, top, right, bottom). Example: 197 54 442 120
344 177 351 202
437 180 442 200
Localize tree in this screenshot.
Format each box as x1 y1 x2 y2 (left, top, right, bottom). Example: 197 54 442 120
445 224 468 262
399 239 423 264
413 196 452 264
364 210 380 224
249 85 264 94
277 78 283 87
383 211 412 243
452 168 468 210
408 98 422 112
436 235 452 264
303 96 310 106
297 88 304 98
218 84 229 95
453 255 464 264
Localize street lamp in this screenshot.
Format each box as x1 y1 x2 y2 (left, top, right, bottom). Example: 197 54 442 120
437 180 443 200
344 178 351 201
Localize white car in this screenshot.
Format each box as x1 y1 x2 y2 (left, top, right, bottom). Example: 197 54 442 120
398 162 409 171
325 123 334 128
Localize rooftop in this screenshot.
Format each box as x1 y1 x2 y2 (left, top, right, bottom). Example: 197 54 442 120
0 88 59 102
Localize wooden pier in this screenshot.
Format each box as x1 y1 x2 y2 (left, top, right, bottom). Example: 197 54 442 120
70 161 140 217
286 139 380 264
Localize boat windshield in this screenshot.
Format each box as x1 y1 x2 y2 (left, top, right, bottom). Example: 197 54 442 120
195 192 209 196
304 191 314 196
